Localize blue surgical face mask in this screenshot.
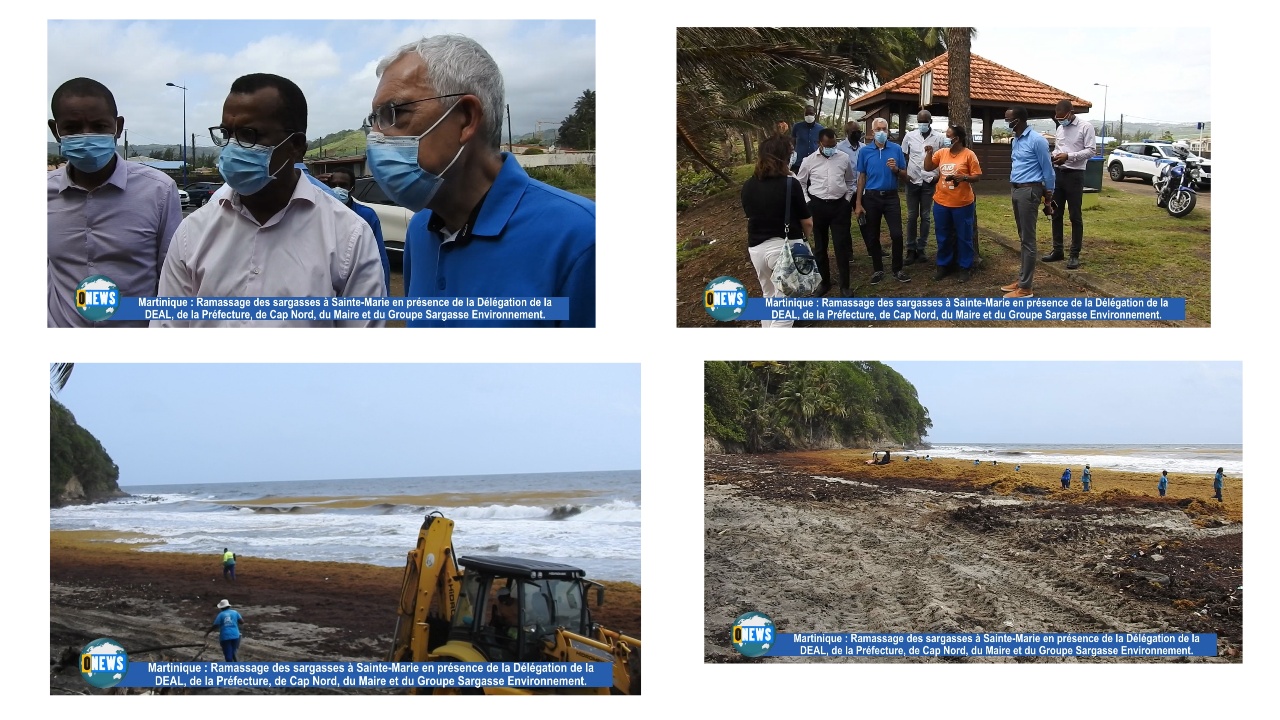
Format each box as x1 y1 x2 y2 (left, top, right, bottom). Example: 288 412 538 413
919 125 931 135
366 102 464 211
821 146 836 158
217 132 298 196
874 131 887 145
331 187 350 203
1056 117 1070 126
60 133 118 173
942 138 952 148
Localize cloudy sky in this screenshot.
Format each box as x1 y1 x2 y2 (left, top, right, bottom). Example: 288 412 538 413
886 362 1241 444
47 20 595 151
968 27 1210 125
56 364 639 486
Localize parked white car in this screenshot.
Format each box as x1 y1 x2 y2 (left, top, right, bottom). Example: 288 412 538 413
1107 140 1209 189
351 177 412 256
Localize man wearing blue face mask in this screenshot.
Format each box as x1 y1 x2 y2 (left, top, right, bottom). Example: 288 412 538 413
1046 99 1095 269
854 118 911 285
327 168 390 294
47 77 182 327
796 128 855 296
154 73 386 327
367 34 595 327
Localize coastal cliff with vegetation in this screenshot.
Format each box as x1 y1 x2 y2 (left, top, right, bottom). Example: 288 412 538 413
50 398 123 507
704 361 931 453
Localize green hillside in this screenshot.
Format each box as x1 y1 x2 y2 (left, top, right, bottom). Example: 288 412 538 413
50 397 122 507
705 361 931 453
306 129 366 159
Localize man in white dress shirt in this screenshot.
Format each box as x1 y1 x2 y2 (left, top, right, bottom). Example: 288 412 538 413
154 73 386 327
796 128 855 297
1045 99 1097 269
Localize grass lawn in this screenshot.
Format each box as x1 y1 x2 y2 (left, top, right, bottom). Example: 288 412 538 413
527 164 595 201
973 186 1210 324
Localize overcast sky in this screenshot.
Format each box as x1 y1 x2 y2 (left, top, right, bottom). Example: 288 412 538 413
885 362 1240 444
47 20 595 150
55 364 639 486
836 27 1209 127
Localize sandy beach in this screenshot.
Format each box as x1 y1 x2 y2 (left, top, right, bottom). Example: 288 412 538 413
704 450 1241 663
50 531 640 694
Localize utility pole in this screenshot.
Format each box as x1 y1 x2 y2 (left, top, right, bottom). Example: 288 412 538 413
506 104 513 154
1118 114 1124 143
123 129 129 159
191 133 196 173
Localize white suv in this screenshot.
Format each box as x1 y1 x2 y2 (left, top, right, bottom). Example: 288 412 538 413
1107 140 1210 189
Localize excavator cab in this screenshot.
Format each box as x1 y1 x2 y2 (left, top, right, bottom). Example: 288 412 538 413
449 556 593 662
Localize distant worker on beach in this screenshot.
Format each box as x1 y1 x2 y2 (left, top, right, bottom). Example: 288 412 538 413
973 459 980 466
1158 470 1169 497
1060 467 1071 490
1015 464 1021 472
1214 467 1224 502
206 599 244 662
223 548 237 581
1082 465 1092 492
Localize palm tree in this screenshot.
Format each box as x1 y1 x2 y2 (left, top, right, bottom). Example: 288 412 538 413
677 28 863 183
945 28 975 138
50 363 74 396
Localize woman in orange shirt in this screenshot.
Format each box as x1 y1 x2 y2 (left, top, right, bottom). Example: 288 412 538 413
923 124 982 282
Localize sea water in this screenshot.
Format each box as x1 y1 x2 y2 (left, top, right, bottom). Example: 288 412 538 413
921 444 1241 478
50 470 640 583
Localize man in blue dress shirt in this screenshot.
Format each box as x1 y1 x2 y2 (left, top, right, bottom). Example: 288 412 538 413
1000 107 1055 298
326 168 391 295
790 105 824 173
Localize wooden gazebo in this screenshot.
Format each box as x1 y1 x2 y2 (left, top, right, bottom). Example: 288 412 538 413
849 52 1091 182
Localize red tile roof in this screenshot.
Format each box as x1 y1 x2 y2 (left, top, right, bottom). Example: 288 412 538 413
851 52 1091 112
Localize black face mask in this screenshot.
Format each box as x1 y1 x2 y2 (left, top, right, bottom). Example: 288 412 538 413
848 132 862 144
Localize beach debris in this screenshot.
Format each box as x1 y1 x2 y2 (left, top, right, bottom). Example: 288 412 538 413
1151 554 1164 562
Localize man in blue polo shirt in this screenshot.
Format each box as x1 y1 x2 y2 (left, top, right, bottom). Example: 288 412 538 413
326 168 391 294
366 34 594 327
1000 106 1056 298
854 118 911 285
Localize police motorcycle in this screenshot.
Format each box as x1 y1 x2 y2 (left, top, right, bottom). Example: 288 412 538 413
1152 141 1200 218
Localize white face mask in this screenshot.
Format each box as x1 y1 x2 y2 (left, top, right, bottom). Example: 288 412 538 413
804 115 816 124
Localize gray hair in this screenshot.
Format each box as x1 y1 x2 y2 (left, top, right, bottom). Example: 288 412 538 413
376 34 505 150
871 118 889 131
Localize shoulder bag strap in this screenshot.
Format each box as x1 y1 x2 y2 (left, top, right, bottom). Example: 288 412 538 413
784 175 792 237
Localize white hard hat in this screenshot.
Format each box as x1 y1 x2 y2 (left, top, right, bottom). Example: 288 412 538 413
217 599 231 609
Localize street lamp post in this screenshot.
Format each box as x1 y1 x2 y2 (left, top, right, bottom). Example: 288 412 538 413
166 82 187 186
1093 82 1109 153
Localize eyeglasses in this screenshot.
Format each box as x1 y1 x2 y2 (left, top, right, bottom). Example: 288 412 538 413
209 125 299 149
365 93 467 131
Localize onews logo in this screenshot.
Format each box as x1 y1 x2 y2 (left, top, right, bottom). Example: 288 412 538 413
704 276 747 321
731 611 774 658
80 637 129 688
74 275 120 322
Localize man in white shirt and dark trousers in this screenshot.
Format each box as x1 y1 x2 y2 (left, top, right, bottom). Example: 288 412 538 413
797 128 856 297
1045 99 1096 269
900 110 941 266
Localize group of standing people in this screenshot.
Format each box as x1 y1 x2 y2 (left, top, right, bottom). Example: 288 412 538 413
1056 466 1227 502
741 99 1097 316
48 33 596 329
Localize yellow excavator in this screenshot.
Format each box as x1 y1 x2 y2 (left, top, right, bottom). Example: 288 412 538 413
389 512 640 694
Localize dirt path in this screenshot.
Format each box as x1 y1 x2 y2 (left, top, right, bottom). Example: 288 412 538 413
704 454 1241 663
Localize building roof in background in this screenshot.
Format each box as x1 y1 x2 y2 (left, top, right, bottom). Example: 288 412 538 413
851 52 1092 113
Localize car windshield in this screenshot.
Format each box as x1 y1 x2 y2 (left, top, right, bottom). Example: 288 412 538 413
1156 146 1183 158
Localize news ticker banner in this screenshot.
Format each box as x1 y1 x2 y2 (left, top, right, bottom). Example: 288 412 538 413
731 613 1216 659
78 638 611 690
703 276 1185 323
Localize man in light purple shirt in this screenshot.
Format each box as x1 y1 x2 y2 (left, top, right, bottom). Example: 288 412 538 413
48 77 181 327
1045 99 1097 269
